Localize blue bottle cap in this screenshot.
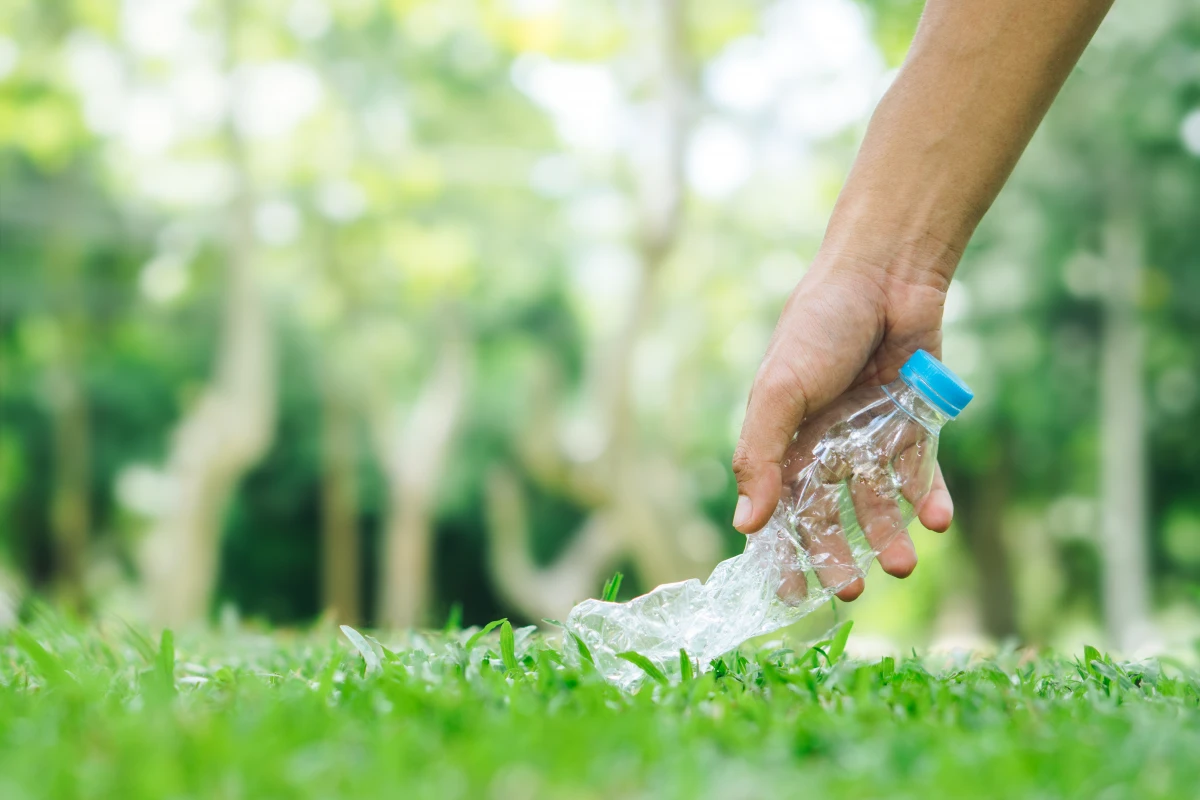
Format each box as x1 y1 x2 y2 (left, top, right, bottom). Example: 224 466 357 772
899 349 974 418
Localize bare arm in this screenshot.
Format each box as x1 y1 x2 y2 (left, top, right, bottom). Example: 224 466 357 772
829 0 1115 274
732 0 1114 596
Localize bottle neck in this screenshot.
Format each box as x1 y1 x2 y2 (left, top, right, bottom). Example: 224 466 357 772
884 375 952 432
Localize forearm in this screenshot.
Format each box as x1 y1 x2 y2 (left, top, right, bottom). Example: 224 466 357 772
823 0 1115 284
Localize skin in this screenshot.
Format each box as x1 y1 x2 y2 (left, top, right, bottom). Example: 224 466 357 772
732 0 1117 600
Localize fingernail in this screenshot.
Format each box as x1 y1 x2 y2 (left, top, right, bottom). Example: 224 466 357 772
732 495 753 529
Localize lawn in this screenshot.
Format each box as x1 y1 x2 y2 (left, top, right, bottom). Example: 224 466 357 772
1 612 1198 800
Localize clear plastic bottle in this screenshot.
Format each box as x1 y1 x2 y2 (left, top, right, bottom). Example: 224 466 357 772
563 350 974 689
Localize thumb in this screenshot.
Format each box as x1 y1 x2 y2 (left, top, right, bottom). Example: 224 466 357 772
731 360 810 534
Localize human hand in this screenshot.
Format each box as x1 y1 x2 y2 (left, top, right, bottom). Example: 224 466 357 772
725 0 1113 602
731 247 956 601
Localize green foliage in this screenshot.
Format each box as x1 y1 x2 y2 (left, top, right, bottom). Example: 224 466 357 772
150 629 177 701
464 618 507 652
679 648 694 682
340 624 382 675
616 650 669 685
0 0 1197 651
826 619 854 664
2 621 1199 799
499 619 518 672
600 571 624 603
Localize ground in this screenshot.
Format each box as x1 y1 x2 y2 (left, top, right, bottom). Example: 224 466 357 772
1 613 1198 800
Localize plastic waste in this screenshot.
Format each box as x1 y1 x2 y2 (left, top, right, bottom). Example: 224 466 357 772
563 350 973 689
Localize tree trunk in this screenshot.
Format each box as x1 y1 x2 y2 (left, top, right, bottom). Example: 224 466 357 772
40 225 90 616
46 274 90 615
136 231 273 626
484 469 625 618
319 375 361 625
136 0 275 626
1098 213 1153 650
371 334 469 629
956 439 1017 639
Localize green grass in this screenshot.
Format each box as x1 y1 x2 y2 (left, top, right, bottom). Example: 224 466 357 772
1 613 1198 800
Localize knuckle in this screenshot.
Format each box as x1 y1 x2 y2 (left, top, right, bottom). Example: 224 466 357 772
755 358 811 420
755 361 794 402
731 441 756 483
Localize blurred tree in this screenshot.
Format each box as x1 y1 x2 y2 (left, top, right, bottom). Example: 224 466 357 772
318 346 362 625
0 1 114 614
944 0 1200 646
44 234 91 615
1097 209 1152 649
0 0 1195 645
137 0 276 626
483 0 729 619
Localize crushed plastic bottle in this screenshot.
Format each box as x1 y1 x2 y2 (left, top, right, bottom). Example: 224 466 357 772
563 350 973 690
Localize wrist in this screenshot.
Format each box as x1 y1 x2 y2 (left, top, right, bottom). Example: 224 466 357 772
818 188 965 294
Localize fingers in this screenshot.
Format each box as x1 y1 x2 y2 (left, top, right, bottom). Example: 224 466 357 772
796 494 865 602
894 437 953 533
804 525 865 602
775 536 809 606
850 474 917 579
917 462 954 533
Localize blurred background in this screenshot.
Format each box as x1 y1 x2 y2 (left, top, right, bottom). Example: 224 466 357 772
1 0 1198 653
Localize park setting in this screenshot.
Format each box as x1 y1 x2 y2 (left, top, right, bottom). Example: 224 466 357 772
2 0 1199 796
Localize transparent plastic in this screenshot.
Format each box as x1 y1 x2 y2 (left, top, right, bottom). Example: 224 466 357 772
563 375 953 690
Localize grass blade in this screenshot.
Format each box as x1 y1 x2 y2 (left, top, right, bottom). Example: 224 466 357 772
568 632 595 668
11 629 75 687
121 621 158 664
465 619 507 652
340 625 382 675
679 649 694 683
601 572 623 602
155 629 177 698
443 603 463 633
617 651 668 685
1083 644 1103 676
500 620 519 672
827 620 854 664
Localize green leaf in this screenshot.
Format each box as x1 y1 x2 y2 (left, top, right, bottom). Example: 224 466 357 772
122 621 158 664
827 620 854 664
601 572 624 602
541 618 563 628
877 656 895 679
500 620 518 672
155 629 176 698
340 625 381 675
1083 644 1103 675
679 649 694 683
1091 660 1135 691
465 619 507 652
569 632 595 667
617 651 668 685
212 667 237 687
11 629 75 687
799 644 829 668
443 603 463 633
363 633 393 662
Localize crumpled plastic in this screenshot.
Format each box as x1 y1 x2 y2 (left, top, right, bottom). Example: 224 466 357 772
563 380 946 690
